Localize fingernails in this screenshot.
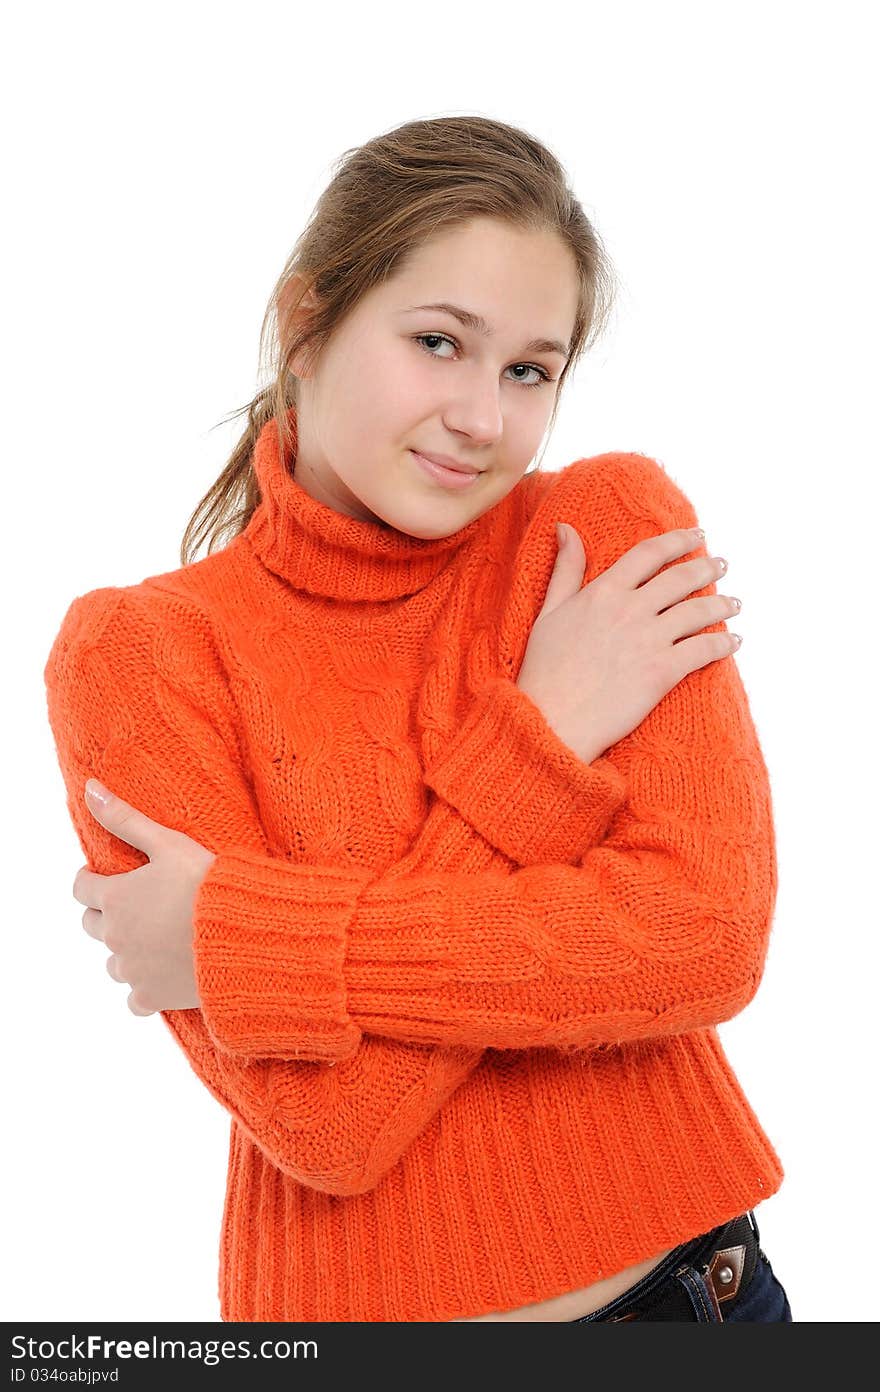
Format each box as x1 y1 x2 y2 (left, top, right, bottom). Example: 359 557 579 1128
86 779 109 806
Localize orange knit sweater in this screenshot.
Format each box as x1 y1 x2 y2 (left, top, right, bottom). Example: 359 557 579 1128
44 408 784 1322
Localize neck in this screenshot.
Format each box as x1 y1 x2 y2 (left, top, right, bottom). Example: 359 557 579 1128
242 407 486 601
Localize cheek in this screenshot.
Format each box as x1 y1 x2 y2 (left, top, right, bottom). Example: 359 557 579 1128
351 343 423 420
388 343 435 400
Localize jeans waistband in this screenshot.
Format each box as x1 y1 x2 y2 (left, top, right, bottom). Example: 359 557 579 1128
572 1210 762 1322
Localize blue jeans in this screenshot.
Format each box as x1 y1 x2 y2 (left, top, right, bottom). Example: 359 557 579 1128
571 1209 793 1322
720 1250 792 1322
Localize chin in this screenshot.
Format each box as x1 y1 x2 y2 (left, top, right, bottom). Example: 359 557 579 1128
400 518 462 540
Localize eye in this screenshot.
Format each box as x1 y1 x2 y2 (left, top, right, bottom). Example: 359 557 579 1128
413 333 553 389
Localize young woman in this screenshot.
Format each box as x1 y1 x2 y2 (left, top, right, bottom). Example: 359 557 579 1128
45 114 792 1322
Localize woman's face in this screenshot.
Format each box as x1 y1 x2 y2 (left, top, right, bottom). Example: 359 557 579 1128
288 216 580 538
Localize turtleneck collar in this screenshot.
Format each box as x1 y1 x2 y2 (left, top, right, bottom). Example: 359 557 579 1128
242 407 486 601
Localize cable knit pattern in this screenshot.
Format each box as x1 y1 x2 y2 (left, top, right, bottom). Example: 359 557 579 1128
44 406 784 1321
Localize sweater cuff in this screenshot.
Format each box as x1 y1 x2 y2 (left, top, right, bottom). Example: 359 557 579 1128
192 849 373 1061
422 676 629 866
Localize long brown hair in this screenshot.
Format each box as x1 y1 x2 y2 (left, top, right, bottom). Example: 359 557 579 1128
180 114 618 567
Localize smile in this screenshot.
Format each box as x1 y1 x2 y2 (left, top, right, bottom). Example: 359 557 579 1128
410 451 482 490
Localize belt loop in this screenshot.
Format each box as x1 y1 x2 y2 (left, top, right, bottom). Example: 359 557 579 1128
747 1208 761 1248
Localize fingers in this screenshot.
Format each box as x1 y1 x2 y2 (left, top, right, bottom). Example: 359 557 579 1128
106 959 156 1016
72 864 105 909
609 527 705 591
82 906 104 941
127 992 156 1017
660 592 741 645
645 552 725 616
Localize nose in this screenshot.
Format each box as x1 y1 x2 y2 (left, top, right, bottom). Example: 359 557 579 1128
442 381 504 448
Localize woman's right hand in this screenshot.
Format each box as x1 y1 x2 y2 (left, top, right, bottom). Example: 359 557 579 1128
515 523 743 765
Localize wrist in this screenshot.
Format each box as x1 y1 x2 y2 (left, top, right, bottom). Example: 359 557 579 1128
515 684 606 766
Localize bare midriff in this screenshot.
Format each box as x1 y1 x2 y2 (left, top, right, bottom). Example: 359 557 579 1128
452 1244 679 1322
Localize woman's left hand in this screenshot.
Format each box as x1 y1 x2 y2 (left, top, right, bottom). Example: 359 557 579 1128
73 780 217 1017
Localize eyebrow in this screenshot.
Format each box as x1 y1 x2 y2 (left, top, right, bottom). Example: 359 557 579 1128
402 302 571 359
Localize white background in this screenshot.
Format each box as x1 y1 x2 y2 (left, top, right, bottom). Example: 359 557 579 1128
5 0 877 1324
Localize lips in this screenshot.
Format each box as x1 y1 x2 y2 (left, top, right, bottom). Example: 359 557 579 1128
410 450 482 490
413 449 482 475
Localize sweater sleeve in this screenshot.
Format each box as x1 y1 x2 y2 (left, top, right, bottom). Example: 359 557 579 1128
333 457 779 1051
418 462 628 868
208 639 777 1053
194 453 778 1054
420 675 629 868
43 585 486 1196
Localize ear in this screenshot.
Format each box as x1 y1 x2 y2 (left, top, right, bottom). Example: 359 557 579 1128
279 274 323 378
